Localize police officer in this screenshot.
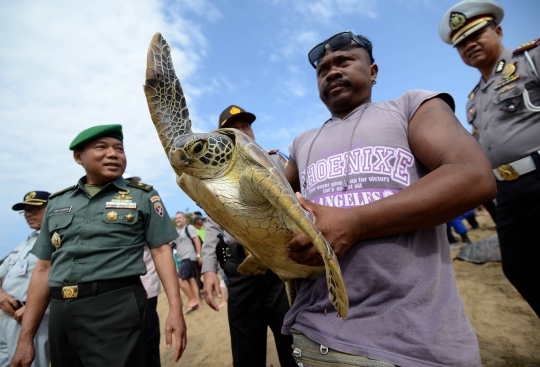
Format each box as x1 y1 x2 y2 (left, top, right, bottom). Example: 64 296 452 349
0 191 50 367
440 0 540 317
202 106 296 367
10 124 187 366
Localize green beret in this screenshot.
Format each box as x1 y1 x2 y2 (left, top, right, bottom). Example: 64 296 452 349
69 124 123 151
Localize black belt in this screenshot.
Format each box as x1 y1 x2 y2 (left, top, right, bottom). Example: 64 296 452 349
50 276 140 300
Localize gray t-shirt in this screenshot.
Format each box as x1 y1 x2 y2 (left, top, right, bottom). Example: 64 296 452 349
283 91 481 367
172 224 198 261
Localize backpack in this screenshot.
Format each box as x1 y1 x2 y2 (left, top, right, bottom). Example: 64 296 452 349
184 224 203 249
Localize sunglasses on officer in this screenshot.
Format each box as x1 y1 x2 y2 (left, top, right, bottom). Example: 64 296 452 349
308 31 374 69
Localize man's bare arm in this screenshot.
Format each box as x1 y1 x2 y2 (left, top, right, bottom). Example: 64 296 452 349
151 244 187 362
10 260 51 367
287 97 497 265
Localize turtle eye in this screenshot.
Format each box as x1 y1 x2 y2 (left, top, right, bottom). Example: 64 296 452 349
188 140 208 155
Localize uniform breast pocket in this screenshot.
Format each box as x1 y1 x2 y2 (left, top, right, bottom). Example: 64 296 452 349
98 210 141 246
493 84 524 120
48 214 74 247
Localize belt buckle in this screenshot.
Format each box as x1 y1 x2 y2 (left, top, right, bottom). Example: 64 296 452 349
62 285 78 299
497 164 519 181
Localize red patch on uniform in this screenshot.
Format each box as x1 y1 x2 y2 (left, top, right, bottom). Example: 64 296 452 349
154 202 164 217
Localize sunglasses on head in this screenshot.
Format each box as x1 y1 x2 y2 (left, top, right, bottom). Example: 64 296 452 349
308 31 373 69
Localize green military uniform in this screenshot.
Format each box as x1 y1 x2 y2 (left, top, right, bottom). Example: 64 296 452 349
33 177 177 286
32 176 178 366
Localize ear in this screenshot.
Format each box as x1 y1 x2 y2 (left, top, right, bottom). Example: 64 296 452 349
370 63 379 84
73 150 83 165
495 25 503 41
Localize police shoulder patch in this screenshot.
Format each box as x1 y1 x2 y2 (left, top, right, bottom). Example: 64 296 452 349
513 38 540 54
49 185 76 199
127 181 153 191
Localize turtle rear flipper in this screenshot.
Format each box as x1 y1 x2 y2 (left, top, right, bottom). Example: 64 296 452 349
237 254 268 275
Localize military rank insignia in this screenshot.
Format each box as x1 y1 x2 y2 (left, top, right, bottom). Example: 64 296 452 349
513 38 540 54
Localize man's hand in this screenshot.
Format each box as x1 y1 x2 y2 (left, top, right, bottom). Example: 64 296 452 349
203 272 222 311
286 193 360 266
9 339 35 367
164 308 187 362
0 290 19 317
13 305 25 323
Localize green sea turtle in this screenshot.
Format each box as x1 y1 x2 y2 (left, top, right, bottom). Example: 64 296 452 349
143 32 348 318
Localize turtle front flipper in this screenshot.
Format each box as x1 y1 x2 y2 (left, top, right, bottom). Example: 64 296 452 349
240 166 349 319
143 32 193 157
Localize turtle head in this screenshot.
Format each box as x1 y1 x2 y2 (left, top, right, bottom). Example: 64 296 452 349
169 133 235 179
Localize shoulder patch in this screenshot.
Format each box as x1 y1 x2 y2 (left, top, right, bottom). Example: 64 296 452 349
127 181 153 191
49 185 76 199
513 38 540 54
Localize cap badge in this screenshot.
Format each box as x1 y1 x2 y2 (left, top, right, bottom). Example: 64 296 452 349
52 232 61 249
450 12 467 31
25 192 37 201
495 60 505 74
107 211 118 221
230 106 241 115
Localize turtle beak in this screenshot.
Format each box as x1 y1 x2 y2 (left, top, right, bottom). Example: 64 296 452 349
169 147 192 174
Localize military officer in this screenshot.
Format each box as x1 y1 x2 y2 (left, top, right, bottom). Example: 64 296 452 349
202 105 296 367
440 0 540 317
0 191 50 367
10 124 187 366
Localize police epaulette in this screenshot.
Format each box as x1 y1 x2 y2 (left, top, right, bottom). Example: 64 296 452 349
468 84 479 101
513 38 540 54
49 185 76 199
127 181 153 191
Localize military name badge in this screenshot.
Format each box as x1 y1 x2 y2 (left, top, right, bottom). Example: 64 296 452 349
106 189 136 209
51 206 72 215
495 60 505 74
52 232 61 249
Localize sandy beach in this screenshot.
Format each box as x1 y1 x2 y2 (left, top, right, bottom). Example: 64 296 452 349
158 215 540 367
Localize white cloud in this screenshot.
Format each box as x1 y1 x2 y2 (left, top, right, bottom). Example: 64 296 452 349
0 0 211 256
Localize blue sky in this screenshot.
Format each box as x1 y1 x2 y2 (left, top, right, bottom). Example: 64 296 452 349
0 0 537 258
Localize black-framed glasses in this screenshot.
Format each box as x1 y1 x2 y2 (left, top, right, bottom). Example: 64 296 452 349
308 31 374 69
18 206 43 215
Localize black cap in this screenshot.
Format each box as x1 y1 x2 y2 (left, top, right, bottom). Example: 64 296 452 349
12 191 51 211
193 215 205 222
218 105 256 129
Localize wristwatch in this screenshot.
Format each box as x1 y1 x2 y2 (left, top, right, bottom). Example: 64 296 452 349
196 254 201 258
